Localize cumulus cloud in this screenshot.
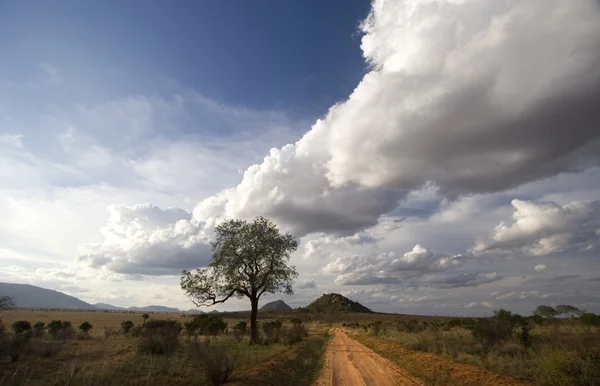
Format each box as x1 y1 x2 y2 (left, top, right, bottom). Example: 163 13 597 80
322 244 465 286
474 200 600 255
78 204 213 275
534 264 547 272
76 0 600 276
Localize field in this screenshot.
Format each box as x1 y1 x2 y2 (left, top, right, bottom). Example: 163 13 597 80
1 309 599 385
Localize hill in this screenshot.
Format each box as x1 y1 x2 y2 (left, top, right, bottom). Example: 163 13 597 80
0 282 95 310
260 300 292 312
305 293 372 313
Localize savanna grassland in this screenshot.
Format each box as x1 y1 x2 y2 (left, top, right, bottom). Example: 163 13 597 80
1 306 600 386
0 309 328 386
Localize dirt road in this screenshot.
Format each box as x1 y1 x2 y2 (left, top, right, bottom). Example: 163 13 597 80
314 329 423 386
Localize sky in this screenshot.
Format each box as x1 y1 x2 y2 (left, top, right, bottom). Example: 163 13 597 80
1 0 600 316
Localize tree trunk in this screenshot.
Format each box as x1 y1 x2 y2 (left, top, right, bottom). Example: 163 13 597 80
250 296 259 345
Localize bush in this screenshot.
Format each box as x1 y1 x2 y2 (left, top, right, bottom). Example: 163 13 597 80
232 321 248 342
130 324 143 337
46 320 74 340
471 318 513 352
32 322 45 338
121 320 135 334
537 349 600 386
29 340 63 357
137 320 182 356
579 313 599 327
11 320 32 335
262 320 282 344
184 315 227 337
79 321 93 333
189 341 234 386
281 324 308 346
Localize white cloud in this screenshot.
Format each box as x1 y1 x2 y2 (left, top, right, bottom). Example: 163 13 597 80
78 204 214 275
535 264 547 272
322 244 465 286
474 199 600 256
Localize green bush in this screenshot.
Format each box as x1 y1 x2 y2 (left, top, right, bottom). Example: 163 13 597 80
184 315 227 336
11 320 32 335
262 320 282 344
79 321 93 333
471 318 513 352
281 324 307 346
579 313 599 327
137 320 182 356
32 322 45 338
537 349 600 386
121 320 135 334
46 320 74 340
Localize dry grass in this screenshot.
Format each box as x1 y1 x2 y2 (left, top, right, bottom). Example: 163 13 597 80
0 310 325 386
353 320 600 385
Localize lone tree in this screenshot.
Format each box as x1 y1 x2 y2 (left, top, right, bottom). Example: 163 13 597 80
181 216 298 345
142 313 149 324
533 305 557 318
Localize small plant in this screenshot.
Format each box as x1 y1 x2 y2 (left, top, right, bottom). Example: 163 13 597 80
32 322 45 338
142 313 149 324
79 321 93 333
121 320 135 334
471 318 513 352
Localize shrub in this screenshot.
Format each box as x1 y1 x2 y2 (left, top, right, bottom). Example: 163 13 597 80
121 320 135 334
516 325 533 349
32 322 45 338
11 320 32 335
79 321 93 333
29 340 63 357
130 324 143 337
184 315 227 336
537 349 600 386
471 318 513 352
137 320 182 356
189 341 234 386
579 313 599 327
368 321 383 336
105 327 118 338
142 313 149 323
47 320 74 340
232 321 248 342
281 324 307 346
290 318 303 326
233 321 248 333
262 320 282 344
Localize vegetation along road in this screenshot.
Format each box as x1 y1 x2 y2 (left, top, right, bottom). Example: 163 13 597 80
315 329 423 386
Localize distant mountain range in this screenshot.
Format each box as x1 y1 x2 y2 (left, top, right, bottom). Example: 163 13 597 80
1 282 372 315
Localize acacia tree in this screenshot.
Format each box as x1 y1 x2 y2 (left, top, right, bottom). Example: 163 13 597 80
181 216 298 345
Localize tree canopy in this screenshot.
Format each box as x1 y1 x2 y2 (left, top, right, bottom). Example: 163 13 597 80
181 216 298 344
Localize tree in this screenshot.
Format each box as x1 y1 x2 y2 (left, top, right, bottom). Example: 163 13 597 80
533 305 557 318
0 296 14 310
181 216 298 345
142 313 149 324
555 304 582 317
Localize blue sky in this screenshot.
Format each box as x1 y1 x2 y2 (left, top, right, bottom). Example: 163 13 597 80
1 0 600 315
1 0 370 117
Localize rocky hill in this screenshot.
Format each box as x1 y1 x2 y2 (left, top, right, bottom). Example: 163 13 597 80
260 299 292 312
305 293 372 313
